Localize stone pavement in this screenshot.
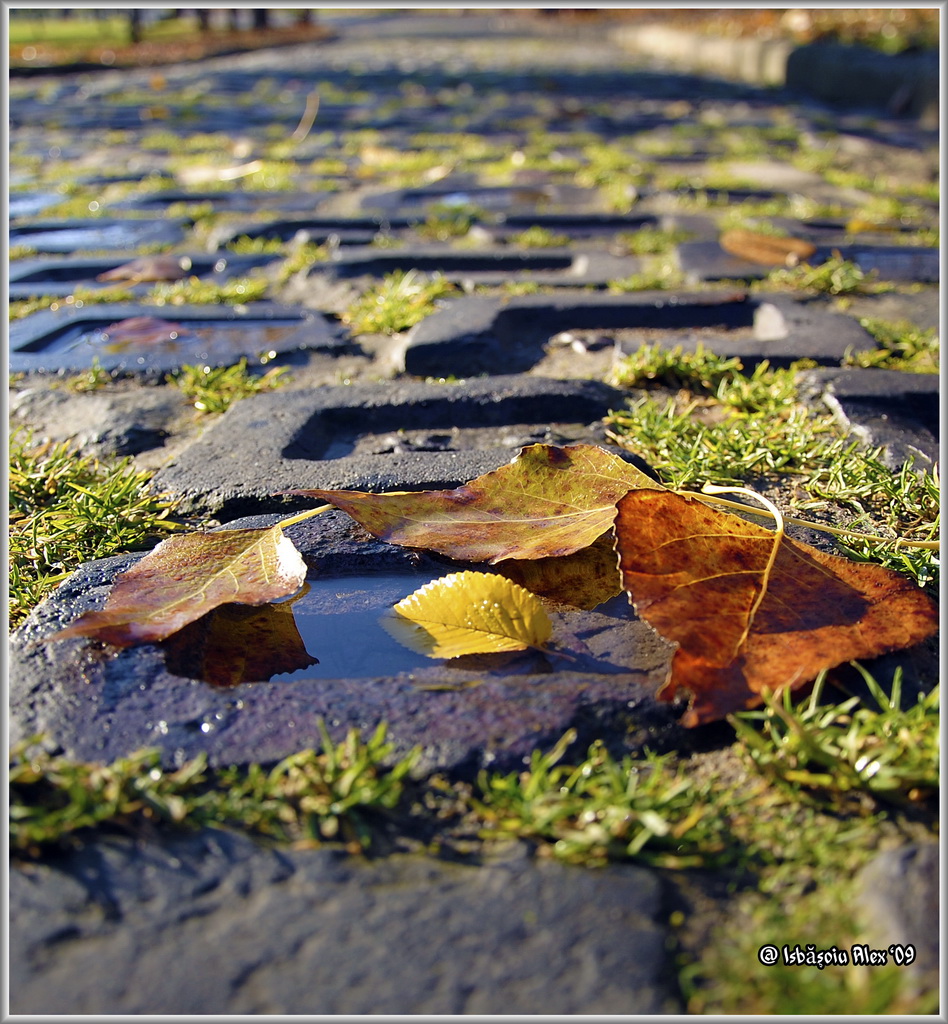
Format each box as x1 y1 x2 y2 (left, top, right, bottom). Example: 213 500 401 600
8 10 939 1014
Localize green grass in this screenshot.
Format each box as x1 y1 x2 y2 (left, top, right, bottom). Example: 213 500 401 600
11 721 418 858
416 202 484 242
764 255 893 296
147 275 269 306
342 270 456 335
616 226 693 255
168 358 291 415
508 225 570 248
10 285 136 322
844 317 939 373
9 431 181 627
10 12 197 48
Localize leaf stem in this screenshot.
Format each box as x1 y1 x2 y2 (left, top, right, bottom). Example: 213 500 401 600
278 504 333 529
679 490 939 551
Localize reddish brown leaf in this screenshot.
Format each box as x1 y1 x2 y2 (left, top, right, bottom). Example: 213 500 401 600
719 228 816 267
615 490 938 726
289 443 657 563
50 525 307 647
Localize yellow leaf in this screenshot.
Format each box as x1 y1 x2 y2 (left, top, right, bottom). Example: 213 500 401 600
381 571 552 659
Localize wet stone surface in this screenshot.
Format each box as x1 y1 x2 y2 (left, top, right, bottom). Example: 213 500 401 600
151 374 633 516
10 509 683 777
10 303 342 376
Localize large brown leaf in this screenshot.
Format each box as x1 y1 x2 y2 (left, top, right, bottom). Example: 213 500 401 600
51 526 307 647
291 443 657 563
615 490 938 726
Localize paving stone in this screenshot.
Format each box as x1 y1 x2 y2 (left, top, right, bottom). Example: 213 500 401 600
209 216 385 250
10 507 683 776
317 245 640 287
9 831 677 1014
10 303 342 377
856 842 939 993
796 367 939 468
151 375 633 516
401 290 875 377
10 384 191 459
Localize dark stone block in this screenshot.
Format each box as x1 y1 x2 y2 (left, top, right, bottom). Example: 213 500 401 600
10 830 676 1014
10 303 342 377
152 375 633 516
10 506 684 778
797 367 939 467
319 245 640 286
402 290 874 376
9 253 277 300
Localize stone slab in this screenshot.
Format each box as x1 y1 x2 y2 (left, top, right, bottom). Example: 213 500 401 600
10 508 683 777
856 841 939 992
401 290 875 377
152 375 632 516
10 303 341 377
9 831 676 1014
796 367 939 468
209 216 410 250
319 245 640 286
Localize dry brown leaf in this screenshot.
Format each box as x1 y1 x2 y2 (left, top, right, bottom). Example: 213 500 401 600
615 489 938 726
719 228 816 267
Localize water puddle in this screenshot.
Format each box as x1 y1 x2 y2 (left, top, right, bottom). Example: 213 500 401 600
28 318 311 363
10 192 62 218
160 571 446 686
10 221 178 253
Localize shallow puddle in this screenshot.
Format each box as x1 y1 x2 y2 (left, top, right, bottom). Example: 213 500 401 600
161 570 446 686
33 320 310 363
10 223 163 252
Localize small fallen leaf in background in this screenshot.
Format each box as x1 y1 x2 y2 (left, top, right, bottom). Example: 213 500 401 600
382 571 552 659
719 228 816 267
99 316 191 346
96 255 192 284
161 596 317 686
291 443 658 563
51 525 307 647
615 490 938 726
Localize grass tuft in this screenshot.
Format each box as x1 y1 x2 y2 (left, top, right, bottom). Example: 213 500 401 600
9 430 181 627
168 357 291 415
342 269 455 335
